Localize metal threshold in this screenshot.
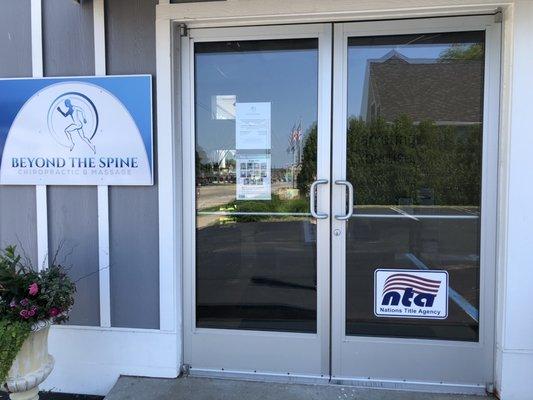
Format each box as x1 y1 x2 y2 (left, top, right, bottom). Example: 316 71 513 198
104 376 494 400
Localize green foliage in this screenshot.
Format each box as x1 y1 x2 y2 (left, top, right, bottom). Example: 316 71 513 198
0 245 76 388
0 319 31 387
297 123 318 195
0 245 76 324
298 115 482 206
219 194 309 222
439 43 484 61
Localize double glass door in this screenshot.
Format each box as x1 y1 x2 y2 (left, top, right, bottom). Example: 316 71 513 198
182 16 499 392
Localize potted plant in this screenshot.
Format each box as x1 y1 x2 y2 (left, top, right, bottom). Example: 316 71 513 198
0 245 75 400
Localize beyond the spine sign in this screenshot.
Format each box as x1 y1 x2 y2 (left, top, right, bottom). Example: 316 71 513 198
11 157 140 169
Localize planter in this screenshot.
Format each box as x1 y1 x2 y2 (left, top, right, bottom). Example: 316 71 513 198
3 320 55 400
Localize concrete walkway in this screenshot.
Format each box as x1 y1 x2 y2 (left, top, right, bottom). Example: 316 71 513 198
105 376 493 400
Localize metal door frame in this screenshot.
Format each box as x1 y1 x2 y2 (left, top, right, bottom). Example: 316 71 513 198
181 23 333 379
330 15 501 394
181 15 501 392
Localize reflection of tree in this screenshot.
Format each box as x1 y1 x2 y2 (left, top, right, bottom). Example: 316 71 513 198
298 115 481 206
297 123 317 195
439 43 484 61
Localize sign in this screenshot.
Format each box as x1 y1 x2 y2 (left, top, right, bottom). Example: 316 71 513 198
235 102 271 150
236 153 271 200
0 76 153 185
374 269 448 319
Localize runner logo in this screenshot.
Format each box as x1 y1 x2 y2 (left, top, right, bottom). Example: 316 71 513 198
47 92 99 154
374 269 448 319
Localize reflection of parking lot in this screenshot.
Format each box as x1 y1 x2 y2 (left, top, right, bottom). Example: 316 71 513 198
196 182 294 228
196 205 481 340
346 205 480 341
197 181 292 210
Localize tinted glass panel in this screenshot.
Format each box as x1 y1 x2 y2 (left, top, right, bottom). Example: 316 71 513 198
194 39 318 333
345 31 485 341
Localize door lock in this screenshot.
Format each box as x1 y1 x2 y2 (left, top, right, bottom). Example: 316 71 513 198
334 229 341 236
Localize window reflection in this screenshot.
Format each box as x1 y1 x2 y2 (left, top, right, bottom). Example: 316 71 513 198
194 39 319 333
344 32 485 341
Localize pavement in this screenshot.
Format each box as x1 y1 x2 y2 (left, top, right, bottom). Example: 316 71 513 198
104 376 494 400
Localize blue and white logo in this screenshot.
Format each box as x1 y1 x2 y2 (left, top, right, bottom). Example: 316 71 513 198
0 76 153 185
374 269 448 319
48 92 99 153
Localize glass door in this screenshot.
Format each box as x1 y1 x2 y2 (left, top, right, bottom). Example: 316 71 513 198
331 16 500 392
182 16 500 390
182 24 332 377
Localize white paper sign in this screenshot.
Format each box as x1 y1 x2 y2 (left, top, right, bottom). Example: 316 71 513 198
236 154 271 200
374 269 449 319
235 102 271 150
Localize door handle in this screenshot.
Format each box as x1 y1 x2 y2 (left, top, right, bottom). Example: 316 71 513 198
335 180 354 221
310 179 328 219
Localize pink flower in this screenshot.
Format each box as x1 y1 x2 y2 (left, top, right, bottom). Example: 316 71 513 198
27 308 36 317
28 283 39 296
49 308 60 318
19 309 30 319
20 298 29 307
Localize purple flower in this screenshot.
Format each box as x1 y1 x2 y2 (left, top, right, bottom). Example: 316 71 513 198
20 298 29 307
19 309 30 319
9 299 17 308
28 283 39 296
27 308 36 317
49 307 60 318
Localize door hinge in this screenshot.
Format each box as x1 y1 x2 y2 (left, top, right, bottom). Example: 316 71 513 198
179 24 189 38
181 363 191 376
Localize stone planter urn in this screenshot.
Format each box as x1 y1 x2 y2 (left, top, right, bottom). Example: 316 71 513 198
3 320 55 400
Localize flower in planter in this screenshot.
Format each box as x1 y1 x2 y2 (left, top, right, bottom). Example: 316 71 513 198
28 282 39 296
0 245 77 387
48 307 61 318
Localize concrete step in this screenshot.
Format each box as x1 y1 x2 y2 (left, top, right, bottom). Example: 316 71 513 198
105 376 493 400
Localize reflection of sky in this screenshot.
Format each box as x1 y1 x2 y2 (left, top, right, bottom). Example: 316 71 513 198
348 44 464 118
195 46 318 169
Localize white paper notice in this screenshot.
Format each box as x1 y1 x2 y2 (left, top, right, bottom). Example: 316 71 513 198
236 154 271 200
235 102 271 150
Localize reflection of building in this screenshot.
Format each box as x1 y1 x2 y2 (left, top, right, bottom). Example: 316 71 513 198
361 50 483 125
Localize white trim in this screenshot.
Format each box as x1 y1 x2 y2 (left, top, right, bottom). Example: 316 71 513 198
93 0 112 328
155 1 510 394
156 0 508 28
494 5 513 394
35 186 48 270
93 0 106 76
156 17 178 334
30 0 43 78
44 327 179 396
97 186 111 327
31 0 48 270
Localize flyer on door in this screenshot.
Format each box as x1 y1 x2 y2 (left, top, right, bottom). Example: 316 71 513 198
236 153 271 200
235 102 271 150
